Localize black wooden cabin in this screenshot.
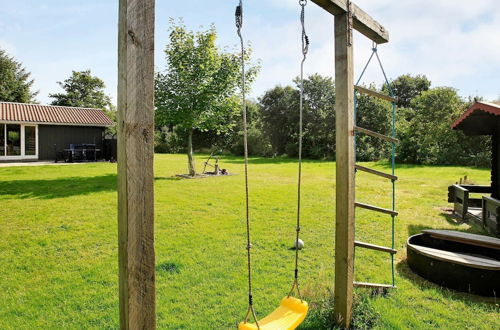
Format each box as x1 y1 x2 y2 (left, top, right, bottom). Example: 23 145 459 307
448 101 500 236
0 102 113 162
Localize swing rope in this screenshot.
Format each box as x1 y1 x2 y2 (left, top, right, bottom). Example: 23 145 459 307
288 0 309 300
354 43 397 287
238 2 310 328
236 1 260 327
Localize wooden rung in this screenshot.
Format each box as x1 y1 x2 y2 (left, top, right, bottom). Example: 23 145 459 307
355 241 397 254
354 126 398 143
355 165 397 181
354 281 395 289
355 202 398 216
354 85 397 103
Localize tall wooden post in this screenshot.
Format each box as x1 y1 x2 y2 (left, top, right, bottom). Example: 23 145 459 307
117 0 156 329
333 11 355 328
311 1 389 327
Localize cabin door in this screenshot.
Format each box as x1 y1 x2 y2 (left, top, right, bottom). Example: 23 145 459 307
0 123 38 161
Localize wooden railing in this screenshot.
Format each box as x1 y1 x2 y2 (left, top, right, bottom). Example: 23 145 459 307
448 184 470 220
459 184 492 194
448 184 491 220
482 196 500 236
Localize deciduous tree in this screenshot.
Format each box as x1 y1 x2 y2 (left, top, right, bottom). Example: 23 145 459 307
155 20 258 175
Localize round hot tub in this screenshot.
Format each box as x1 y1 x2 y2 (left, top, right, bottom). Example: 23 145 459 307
407 230 500 296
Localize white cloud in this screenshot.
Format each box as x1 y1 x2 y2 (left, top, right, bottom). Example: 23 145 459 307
4 0 500 104
245 0 500 101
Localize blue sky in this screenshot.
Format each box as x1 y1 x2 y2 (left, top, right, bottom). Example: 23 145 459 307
1 0 499 105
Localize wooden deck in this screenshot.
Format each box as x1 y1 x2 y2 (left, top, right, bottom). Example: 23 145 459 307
467 208 482 220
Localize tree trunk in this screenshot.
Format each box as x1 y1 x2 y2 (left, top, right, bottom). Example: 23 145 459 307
187 129 195 176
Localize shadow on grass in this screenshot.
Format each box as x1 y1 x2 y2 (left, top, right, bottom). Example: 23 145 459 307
439 211 466 226
0 173 190 199
396 260 498 305
374 161 490 171
0 174 117 199
407 216 489 239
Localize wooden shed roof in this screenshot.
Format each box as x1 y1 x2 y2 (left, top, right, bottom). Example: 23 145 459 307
452 101 500 136
0 102 113 127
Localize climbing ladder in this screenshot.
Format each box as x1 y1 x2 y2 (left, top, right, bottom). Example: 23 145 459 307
353 45 397 289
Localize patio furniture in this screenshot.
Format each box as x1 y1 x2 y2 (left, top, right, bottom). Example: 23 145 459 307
64 144 101 162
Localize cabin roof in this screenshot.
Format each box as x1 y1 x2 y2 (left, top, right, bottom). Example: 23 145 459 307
0 102 113 127
452 101 500 136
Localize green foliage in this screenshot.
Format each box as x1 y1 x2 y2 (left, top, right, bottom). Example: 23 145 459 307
229 100 273 156
299 74 336 159
0 48 37 103
155 20 258 133
49 70 117 135
7 130 20 141
259 74 336 159
356 85 392 161
155 20 259 174
154 126 185 154
247 73 490 167
259 85 298 156
230 124 273 157
397 87 490 166
49 70 112 109
259 75 391 161
385 74 431 109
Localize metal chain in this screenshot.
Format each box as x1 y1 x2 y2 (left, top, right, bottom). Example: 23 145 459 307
289 0 309 301
236 1 259 328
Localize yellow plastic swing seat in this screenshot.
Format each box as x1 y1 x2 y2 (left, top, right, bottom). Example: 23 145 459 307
239 296 308 330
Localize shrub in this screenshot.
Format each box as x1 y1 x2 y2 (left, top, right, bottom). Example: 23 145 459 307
231 126 273 157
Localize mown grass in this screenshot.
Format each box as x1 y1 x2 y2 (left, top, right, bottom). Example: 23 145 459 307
0 154 498 329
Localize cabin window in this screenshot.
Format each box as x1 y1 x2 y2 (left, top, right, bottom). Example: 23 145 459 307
0 124 37 158
6 124 21 156
24 126 36 156
0 124 4 156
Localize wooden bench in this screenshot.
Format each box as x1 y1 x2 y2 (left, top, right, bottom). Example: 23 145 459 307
448 184 490 221
422 229 500 250
482 196 500 236
408 244 500 270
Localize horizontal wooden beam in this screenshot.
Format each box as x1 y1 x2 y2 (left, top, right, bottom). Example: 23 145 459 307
354 281 395 289
355 165 397 181
311 0 389 44
355 202 398 216
355 241 397 254
354 126 399 144
355 85 396 103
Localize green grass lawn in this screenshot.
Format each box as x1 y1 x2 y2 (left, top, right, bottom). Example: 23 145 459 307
0 154 498 329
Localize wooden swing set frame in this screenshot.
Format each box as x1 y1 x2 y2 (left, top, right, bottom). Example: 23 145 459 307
117 0 389 328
